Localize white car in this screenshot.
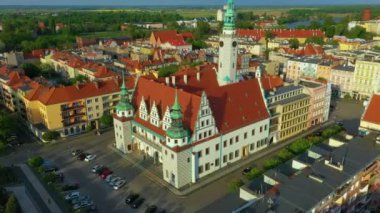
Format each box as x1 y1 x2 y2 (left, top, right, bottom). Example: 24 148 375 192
109 177 122 186
65 191 80 200
85 154 96 162
105 174 114 183
113 179 126 190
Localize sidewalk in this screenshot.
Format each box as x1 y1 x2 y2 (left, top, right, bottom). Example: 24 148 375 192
17 164 62 213
5 185 40 213
110 121 334 196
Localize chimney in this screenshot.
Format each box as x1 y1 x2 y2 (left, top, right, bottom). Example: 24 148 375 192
196 72 201 82
171 76 176 86
165 77 170 86
94 81 99 89
184 74 188 85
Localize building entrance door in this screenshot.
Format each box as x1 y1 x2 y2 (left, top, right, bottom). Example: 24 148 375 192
242 145 249 157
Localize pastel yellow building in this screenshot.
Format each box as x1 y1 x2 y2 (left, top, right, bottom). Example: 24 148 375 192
23 78 135 139
352 60 380 100
338 41 361 51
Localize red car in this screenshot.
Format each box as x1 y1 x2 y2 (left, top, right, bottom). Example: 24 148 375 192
100 169 113 179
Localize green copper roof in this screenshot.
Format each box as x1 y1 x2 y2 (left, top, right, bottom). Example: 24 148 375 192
116 72 133 112
166 90 188 139
223 0 236 30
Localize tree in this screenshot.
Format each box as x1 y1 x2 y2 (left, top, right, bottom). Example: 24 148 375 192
42 131 60 142
288 38 300 49
21 63 41 78
5 194 19 213
0 40 5 53
246 168 262 180
277 149 294 162
0 110 15 140
264 31 275 60
166 21 180 30
263 158 282 170
0 142 7 154
228 179 244 192
158 65 179 77
305 36 324 45
99 113 113 127
288 138 312 154
194 22 210 39
40 63 57 78
27 156 44 168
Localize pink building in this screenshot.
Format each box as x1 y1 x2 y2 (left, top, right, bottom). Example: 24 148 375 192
300 78 331 127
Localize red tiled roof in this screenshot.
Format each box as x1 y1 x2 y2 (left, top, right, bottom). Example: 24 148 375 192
133 78 201 136
261 74 284 91
281 44 324 56
93 66 117 79
181 32 193 40
25 78 135 105
237 29 325 40
136 64 269 135
362 94 380 125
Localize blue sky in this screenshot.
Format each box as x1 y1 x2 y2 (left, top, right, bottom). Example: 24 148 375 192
0 0 378 6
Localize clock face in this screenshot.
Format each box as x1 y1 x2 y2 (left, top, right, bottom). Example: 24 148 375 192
219 41 224 47
232 41 237 47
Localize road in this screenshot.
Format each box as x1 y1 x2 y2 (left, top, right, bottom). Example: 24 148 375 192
0 99 365 213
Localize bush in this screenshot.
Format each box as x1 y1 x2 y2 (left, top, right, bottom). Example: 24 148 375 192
276 149 294 162
99 113 113 127
263 158 282 170
42 173 57 184
288 138 312 155
228 179 244 192
42 131 60 142
0 167 16 185
0 142 7 154
246 168 263 180
85 124 93 133
321 125 344 138
307 136 322 145
27 156 44 168
158 65 179 77
5 194 19 213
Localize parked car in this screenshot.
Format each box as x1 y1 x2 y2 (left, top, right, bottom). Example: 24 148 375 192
77 153 88 161
157 209 166 213
83 204 97 212
44 166 60 173
131 197 145 209
105 174 115 183
73 200 94 210
113 179 126 190
336 121 344 126
108 177 122 186
145 205 157 213
91 164 104 173
65 191 80 200
71 195 90 205
61 183 79 192
242 167 252 176
71 149 83 156
100 169 113 179
85 154 96 162
125 193 139 205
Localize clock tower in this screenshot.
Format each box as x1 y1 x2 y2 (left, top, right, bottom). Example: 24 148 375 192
218 0 238 86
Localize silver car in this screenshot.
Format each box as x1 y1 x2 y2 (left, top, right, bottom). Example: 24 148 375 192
108 177 122 186
113 179 126 190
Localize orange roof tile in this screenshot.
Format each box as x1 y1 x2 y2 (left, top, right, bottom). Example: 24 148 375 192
362 94 380 125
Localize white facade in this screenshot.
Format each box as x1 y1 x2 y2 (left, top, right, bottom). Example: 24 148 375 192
218 29 238 86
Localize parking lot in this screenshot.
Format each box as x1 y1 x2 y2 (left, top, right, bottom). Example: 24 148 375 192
36 131 244 213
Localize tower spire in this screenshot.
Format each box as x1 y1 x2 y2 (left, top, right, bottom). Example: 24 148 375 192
166 89 188 139
116 70 133 113
223 0 236 31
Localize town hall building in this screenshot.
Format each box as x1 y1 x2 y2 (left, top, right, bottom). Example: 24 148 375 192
113 0 272 189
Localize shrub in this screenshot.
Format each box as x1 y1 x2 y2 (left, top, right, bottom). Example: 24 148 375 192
308 136 322 145
263 158 282 170
246 168 263 180
228 179 244 192
288 138 312 155
0 142 7 154
5 194 19 213
42 131 60 142
27 156 44 168
321 125 344 138
99 113 113 127
0 167 16 185
85 124 93 133
42 173 57 184
276 149 294 162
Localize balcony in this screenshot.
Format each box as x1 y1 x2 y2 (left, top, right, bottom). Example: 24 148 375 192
62 118 87 127
61 112 86 119
61 103 85 111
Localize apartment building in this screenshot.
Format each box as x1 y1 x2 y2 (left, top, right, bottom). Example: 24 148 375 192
330 64 355 98
360 93 380 132
300 79 331 127
23 78 134 139
266 83 311 143
238 136 380 213
0 67 39 119
352 59 380 100
285 57 320 81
